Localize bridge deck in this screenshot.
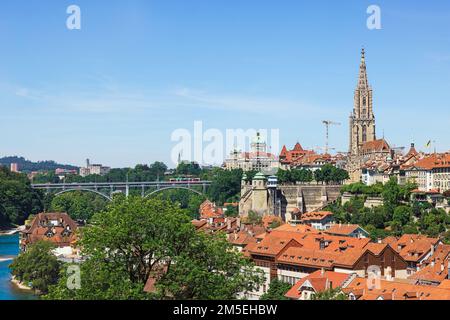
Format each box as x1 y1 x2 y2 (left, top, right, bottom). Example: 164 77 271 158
32 181 212 189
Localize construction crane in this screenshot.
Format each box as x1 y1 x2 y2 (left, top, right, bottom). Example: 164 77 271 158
314 146 336 154
322 120 341 154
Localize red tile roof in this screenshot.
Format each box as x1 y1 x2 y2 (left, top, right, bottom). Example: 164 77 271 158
285 270 352 299
21 212 78 248
325 224 365 237
382 234 440 263
344 277 450 300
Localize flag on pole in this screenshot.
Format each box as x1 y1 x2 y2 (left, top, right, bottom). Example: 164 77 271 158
426 140 432 148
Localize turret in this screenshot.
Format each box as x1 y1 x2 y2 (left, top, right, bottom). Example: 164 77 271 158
252 172 267 189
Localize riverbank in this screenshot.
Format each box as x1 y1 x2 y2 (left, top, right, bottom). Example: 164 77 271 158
11 276 34 291
0 228 20 236
0 234 37 300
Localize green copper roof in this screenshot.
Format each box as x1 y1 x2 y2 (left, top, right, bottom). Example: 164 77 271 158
253 172 266 180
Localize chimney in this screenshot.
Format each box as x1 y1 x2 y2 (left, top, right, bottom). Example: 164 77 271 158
431 260 435 267
441 263 445 272
237 218 241 229
321 268 325 277
431 244 435 256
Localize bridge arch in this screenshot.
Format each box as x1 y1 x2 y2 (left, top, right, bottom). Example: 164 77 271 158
54 188 113 202
144 186 206 199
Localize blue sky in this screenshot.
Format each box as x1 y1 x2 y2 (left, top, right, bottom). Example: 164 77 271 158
0 0 449 168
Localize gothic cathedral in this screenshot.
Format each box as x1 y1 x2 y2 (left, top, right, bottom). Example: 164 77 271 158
349 48 376 155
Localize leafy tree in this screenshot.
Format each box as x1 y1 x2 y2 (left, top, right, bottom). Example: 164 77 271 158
224 205 239 217
269 220 282 229
0 166 44 228
247 211 262 225
392 206 412 226
245 170 258 183
260 279 291 300
276 169 292 184
176 162 201 176
154 189 206 219
382 178 401 220
365 224 391 242
10 241 61 294
45 197 263 300
50 191 108 221
207 169 242 204
364 206 387 229
314 169 324 184
311 287 347 300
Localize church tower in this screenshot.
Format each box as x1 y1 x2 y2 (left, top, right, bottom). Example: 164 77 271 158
349 48 376 155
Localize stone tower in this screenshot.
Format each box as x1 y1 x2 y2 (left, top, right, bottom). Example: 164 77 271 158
251 172 268 216
349 48 376 155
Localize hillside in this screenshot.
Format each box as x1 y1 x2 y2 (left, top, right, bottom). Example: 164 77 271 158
0 156 79 173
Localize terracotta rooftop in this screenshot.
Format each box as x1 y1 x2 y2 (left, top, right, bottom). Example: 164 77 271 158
382 234 440 263
300 211 334 222
285 270 352 299
21 212 78 248
344 277 450 300
360 139 391 153
325 224 365 237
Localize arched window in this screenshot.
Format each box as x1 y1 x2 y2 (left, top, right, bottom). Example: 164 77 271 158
362 126 367 143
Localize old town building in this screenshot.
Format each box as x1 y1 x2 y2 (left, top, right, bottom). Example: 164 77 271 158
346 49 393 183
243 224 408 299
224 132 280 173
20 212 78 252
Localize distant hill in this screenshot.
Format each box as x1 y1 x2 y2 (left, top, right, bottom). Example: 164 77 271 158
0 156 79 173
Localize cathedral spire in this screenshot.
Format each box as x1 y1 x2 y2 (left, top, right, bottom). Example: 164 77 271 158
358 47 369 89
350 48 376 155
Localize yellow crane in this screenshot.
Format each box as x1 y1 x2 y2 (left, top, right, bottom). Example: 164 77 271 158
322 120 341 154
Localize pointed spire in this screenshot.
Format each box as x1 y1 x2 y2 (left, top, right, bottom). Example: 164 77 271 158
358 47 369 89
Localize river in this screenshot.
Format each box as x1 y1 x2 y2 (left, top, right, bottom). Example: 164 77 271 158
0 234 37 300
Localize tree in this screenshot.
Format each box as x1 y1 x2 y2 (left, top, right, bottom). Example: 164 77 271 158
260 279 291 300
176 162 201 176
50 191 108 221
207 169 242 204
45 197 263 300
10 241 61 294
276 169 292 184
0 166 44 228
247 211 262 225
311 287 347 300
392 206 412 226
382 177 401 220
154 189 206 219
224 205 238 217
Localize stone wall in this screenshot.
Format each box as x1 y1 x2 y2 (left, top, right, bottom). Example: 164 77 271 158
239 183 341 222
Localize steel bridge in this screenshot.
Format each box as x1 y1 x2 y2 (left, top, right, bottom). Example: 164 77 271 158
31 181 212 201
